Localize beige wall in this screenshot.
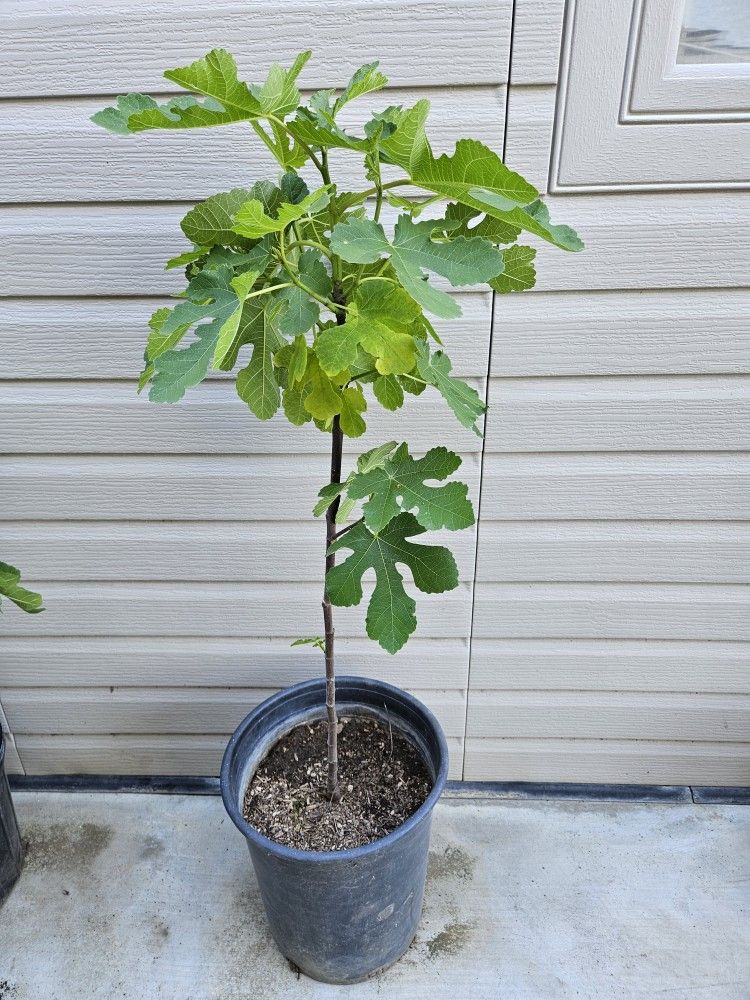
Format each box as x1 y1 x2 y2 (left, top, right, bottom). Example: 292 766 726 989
1 1 748 783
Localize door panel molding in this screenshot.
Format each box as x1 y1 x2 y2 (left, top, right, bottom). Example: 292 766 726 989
550 0 750 192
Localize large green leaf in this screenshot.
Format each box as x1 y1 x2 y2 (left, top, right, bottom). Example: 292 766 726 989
232 186 330 239
381 109 583 251
181 188 257 247
314 279 421 376
235 299 286 419
147 267 265 398
0 561 44 614
92 50 310 134
326 513 459 653
415 341 486 437
331 214 503 318
491 246 537 293
346 442 474 533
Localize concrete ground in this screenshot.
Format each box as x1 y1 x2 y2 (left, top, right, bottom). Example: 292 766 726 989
0 792 748 999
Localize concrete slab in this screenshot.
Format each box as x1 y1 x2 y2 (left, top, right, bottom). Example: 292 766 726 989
1 792 748 999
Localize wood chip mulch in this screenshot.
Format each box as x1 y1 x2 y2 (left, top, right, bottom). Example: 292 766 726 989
242 715 432 852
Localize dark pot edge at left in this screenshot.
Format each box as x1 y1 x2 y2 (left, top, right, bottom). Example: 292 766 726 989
0 731 25 906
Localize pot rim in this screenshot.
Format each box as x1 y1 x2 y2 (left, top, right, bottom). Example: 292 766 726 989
220 674 449 863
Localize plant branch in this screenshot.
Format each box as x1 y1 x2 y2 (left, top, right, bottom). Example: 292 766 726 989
330 517 363 541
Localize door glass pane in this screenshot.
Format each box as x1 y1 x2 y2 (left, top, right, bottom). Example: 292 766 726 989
678 0 750 64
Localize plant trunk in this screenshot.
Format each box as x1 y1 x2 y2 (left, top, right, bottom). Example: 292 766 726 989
322 289 347 802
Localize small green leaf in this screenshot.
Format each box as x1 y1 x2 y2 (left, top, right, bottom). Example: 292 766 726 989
286 334 309 385
347 442 474 533
338 385 367 437
291 636 326 651
283 384 312 425
235 300 285 419
165 247 209 270
373 374 404 410
0 560 44 614
313 480 349 517
357 440 399 473
491 246 537 293
232 186 330 239
415 341 486 436
326 513 459 654
334 62 388 113
251 50 311 118
277 250 331 337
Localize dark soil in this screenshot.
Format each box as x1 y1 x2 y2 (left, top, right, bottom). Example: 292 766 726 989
242 715 433 851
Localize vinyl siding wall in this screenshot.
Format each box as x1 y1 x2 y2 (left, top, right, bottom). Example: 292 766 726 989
1 0 747 784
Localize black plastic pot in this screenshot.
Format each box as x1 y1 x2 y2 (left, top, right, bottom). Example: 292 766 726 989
0 733 24 908
221 675 448 984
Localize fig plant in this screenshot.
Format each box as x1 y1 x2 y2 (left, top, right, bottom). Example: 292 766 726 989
93 50 582 799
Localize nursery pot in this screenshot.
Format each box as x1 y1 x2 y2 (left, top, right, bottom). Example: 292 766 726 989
0 732 24 907
220 675 449 984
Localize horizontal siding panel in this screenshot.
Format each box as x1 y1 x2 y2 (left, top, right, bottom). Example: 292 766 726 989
3 686 466 738
0 381 484 454
491 289 750 376
0 636 468 688
463 738 750 785
4 194 748 297
472 583 750 640
476 521 750 583
14 734 464 779
469 639 750 693
531 192 750 291
0 204 492 296
2 521 476 581
484 376 749 452
0 89 505 203
479 454 750 520
2 1 510 94
511 0 565 85
0 581 472 637
466 691 750 741
3 453 744 522
0 454 481 520
1 293 491 379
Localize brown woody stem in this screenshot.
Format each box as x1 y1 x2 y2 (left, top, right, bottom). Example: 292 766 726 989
322 282 348 802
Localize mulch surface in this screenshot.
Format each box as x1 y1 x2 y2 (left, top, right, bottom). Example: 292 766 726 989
242 715 432 852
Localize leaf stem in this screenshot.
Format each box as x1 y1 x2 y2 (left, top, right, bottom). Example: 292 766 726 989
267 114 324 173
286 239 334 262
277 231 347 314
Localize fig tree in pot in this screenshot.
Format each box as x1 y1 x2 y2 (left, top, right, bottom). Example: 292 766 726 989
0 564 43 906
93 50 582 982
